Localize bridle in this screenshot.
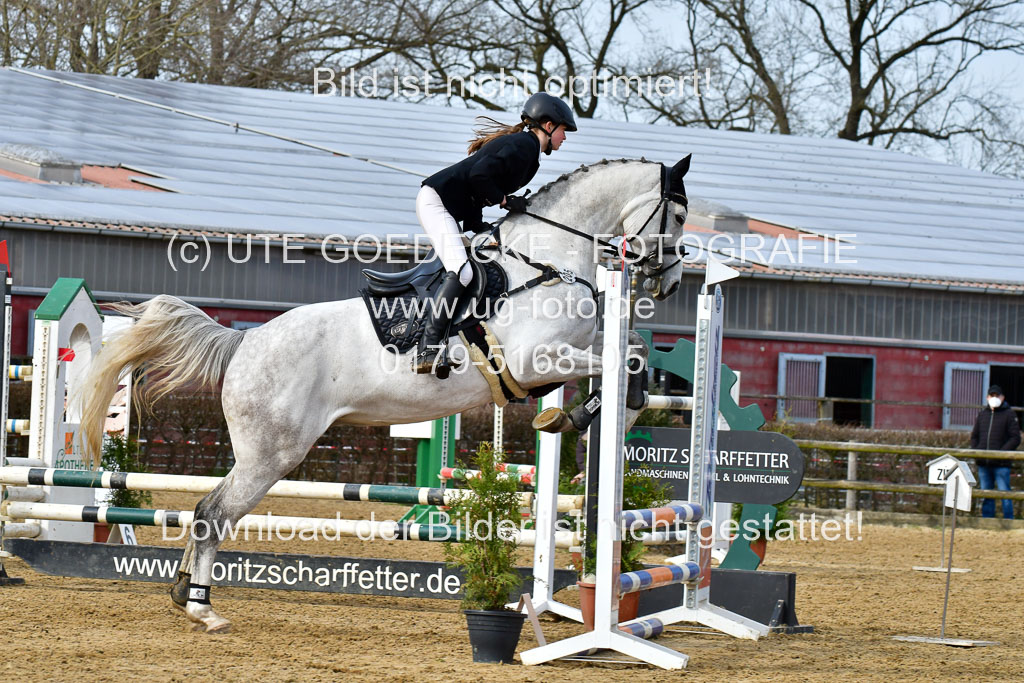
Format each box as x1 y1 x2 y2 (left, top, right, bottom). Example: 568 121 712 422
477 157 690 303
500 159 689 290
633 162 689 280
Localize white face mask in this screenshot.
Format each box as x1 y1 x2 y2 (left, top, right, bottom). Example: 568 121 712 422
988 396 1002 409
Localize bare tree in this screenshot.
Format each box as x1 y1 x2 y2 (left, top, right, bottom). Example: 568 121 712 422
1 1 204 77
612 0 819 133
314 0 660 117
0 0 342 86
652 0 1024 174
1 0 1021 174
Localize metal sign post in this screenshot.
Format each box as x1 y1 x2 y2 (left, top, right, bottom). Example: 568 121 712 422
913 454 970 573
894 459 996 648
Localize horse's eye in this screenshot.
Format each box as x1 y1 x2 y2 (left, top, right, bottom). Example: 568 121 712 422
675 215 684 226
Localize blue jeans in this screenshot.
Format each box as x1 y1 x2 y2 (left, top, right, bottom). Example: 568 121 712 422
977 465 1014 519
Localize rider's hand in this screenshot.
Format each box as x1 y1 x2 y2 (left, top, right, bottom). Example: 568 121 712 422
503 195 529 213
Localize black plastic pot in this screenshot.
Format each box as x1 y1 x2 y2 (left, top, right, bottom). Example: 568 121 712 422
463 609 527 664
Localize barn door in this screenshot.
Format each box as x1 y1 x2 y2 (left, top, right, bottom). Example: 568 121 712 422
778 353 825 422
943 362 988 430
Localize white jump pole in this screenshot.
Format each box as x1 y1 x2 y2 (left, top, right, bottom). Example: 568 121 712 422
1 256 22 584
492 404 504 454
514 386 583 621
522 260 766 670
522 267 693 668
625 260 766 640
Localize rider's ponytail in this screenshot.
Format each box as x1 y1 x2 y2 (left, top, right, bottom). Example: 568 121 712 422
467 117 528 154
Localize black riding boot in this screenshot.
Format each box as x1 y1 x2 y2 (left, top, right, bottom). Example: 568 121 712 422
413 271 465 375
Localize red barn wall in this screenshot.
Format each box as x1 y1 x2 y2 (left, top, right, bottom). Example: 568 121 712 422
12 293 1024 432
654 333 1024 430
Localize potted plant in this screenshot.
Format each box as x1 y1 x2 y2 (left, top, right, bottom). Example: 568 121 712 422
443 442 527 664
95 434 151 542
576 463 672 629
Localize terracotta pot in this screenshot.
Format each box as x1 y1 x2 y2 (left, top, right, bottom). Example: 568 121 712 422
578 581 596 630
618 590 640 623
578 581 641 631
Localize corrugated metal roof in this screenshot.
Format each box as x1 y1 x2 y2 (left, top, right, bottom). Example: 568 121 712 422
2 66 1023 285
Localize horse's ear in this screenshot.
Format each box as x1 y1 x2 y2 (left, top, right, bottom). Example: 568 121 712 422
672 154 691 179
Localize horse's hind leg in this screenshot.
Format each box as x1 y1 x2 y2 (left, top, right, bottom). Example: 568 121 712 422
170 538 196 607
170 442 311 633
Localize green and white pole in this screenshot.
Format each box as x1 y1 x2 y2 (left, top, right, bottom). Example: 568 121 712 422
392 415 459 524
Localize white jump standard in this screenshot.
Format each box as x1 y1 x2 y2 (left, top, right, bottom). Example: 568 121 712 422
521 263 768 670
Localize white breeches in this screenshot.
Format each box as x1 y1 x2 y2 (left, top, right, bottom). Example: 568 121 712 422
416 185 473 286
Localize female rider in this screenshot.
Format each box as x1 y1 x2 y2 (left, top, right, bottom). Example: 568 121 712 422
413 92 577 374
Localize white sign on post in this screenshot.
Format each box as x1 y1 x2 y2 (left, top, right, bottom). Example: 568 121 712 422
944 462 976 512
926 454 960 485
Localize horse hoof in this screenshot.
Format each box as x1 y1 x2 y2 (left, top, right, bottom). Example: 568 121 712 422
532 407 574 433
185 603 232 634
190 621 232 634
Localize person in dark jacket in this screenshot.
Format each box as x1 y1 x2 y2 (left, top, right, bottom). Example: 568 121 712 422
969 384 1020 518
412 92 577 375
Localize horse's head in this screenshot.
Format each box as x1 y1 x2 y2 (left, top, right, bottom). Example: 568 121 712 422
499 156 690 299
618 156 690 300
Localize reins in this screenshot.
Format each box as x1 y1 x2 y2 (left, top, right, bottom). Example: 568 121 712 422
483 162 685 299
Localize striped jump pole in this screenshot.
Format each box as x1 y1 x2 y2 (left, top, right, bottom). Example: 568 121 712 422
8 365 31 380
439 467 535 486
1 486 45 502
3 501 578 548
644 395 693 411
0 466 582 514
619 563 702 596
5 419 30 435
618 617 665 639
3 458 44 467
575 618 668 656
496 463 536 475
622 503 702 529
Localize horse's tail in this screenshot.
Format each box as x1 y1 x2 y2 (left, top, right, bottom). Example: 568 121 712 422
79 295 246 466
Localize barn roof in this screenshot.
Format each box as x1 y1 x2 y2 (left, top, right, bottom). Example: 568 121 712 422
2 66 1023 287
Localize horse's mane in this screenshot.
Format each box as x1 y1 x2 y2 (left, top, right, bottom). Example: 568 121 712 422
529 157 654 201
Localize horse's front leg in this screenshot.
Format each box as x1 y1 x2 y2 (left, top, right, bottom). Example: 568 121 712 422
528 342 602 433
530 331 650 433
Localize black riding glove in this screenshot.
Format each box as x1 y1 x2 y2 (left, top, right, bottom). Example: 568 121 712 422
504 194 529 213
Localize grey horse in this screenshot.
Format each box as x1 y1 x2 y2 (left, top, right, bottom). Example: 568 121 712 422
79 156 690 632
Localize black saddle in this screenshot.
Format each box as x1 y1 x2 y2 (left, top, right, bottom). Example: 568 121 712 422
359 250 509 353
361 258 445 296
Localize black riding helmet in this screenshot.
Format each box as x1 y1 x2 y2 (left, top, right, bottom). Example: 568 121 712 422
522 93 577 154
522 92 578 132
